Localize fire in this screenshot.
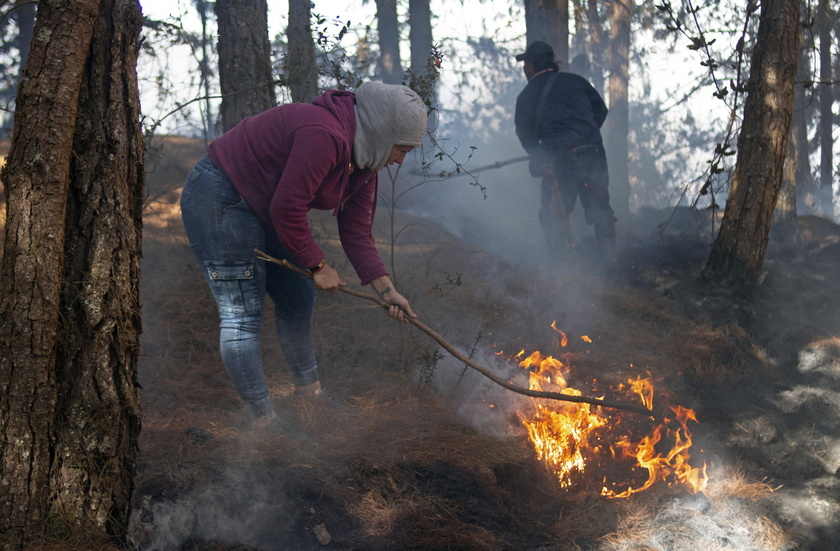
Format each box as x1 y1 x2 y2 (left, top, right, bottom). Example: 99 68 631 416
601 405 708 498
514 327 708 498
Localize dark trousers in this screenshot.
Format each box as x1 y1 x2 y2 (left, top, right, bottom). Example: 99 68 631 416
539 144 616 245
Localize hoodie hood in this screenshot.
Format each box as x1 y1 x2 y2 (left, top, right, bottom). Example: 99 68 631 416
352 82 428 172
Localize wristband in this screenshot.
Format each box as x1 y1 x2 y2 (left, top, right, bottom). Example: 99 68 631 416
309 258 327 273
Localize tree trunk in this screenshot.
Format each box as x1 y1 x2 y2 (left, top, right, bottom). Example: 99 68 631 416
215 0 276 131
408 0 433 75
287 0 319 103
0 0 144 546
586 0 606 96
196 0 217 142
793 15 816 213
569 0 591 78
773 124 798 239
571 0 585 59
523 0 569 68
817 0 834 214
605 0 631 219
376 0 402 84
702 0 799 290
774 5 814 238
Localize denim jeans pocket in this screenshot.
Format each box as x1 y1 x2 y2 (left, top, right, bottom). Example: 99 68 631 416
204 261 262 315
180 164 205 208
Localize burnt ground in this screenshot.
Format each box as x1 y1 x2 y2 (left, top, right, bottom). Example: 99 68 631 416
10 136 840 550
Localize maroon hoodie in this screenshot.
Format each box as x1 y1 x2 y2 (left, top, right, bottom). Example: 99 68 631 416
208 91 387 285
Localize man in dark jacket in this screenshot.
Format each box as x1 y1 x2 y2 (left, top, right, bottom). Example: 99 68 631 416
514 41 616 262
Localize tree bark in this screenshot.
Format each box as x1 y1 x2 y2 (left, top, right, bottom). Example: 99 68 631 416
774 6 814 238
702 0 799 290
605 0 631 219
523 0 569 68
0 0 144 546
773 123 798 239
215 0 276 131
817 0 834 214
375 0 402 84
287 0 319 103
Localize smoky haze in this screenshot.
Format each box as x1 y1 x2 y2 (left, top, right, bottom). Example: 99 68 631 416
393 133 599 273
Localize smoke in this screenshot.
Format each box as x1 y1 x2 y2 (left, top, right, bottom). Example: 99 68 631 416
128 463 295 551
392 133 608 274
427 350 534 439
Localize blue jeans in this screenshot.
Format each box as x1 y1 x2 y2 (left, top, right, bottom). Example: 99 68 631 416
180 155 319 416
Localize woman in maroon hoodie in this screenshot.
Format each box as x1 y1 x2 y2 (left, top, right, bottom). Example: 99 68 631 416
180 82 427 431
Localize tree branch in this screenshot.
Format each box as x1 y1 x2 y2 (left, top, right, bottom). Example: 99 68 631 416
255 249 654 417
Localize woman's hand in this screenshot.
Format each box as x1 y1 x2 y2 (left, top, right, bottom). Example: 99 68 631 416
312 264 346 293
370 276 416 325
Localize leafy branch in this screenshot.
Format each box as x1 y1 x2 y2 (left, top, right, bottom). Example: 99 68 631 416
655 0 759 211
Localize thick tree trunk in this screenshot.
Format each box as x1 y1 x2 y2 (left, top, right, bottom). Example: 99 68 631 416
605 0 631 219
287 0 319 103
702 0 799 290
0 0 144 546
54 0 144 537
215 0 276 131
0 1 100 541
376 0 402 84
523 0 569 68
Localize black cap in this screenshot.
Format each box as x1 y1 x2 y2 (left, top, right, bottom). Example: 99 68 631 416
515 41 555 62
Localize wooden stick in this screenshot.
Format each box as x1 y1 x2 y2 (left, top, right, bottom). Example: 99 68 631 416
255 249 653 417
407 155 529 178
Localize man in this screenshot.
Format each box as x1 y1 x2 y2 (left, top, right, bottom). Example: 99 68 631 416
514 41 616 263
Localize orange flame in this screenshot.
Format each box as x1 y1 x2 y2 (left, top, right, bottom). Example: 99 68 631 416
601 405 708 498
550 321 568 347
516 328 708 498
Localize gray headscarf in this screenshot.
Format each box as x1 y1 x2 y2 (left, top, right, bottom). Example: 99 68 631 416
353 82 428 172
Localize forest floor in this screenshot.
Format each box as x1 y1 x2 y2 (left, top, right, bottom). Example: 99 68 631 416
5 136 840 550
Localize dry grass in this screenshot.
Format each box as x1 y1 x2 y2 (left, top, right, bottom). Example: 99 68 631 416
3 136 824 550
707 470 779 505
600 500 658 548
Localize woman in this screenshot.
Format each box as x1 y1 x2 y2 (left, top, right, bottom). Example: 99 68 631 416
180 82 428 430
